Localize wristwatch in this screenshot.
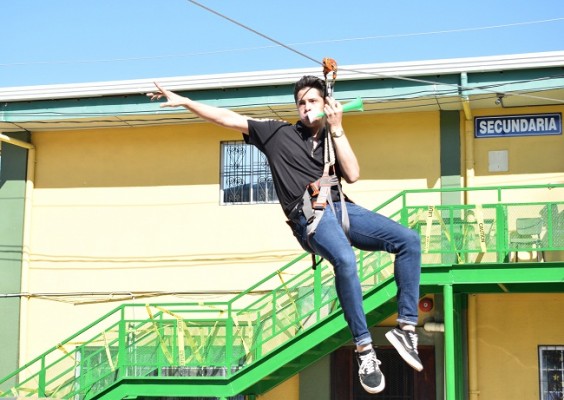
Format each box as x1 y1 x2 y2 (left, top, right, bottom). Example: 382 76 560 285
331 129 344 138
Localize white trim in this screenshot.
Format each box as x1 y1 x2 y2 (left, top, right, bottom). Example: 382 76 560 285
1 51 564 102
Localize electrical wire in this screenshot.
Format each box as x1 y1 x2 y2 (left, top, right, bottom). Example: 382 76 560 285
1 4 562 106
2 83 563 132
183 0 564 105
318 17 564 43
3 76 563 122
186 0 321 66
0 290 271 305
1 18 562 68
3 6 562 303
0 6 564 304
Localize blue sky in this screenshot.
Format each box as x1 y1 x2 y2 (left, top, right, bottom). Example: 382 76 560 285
1 0 563 88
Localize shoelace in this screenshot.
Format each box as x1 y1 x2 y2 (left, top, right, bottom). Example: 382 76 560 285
407 331 419 354
359 351 381 374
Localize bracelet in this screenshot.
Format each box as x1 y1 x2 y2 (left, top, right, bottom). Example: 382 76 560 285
331 129 344 138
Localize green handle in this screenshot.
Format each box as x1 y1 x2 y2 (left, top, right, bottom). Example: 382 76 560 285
315 97 364 118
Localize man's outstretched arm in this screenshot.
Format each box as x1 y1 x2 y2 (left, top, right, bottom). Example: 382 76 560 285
147 82 251 134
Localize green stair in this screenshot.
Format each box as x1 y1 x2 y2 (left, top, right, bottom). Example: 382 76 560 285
1 185 563 399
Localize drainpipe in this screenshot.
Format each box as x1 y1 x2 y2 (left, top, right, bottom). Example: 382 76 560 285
0 133 35 367
460 73 480 400
460 73 475 203
468 295 479 400
0 133 34 151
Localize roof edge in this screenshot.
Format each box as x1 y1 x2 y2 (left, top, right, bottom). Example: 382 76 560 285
1 51 563 102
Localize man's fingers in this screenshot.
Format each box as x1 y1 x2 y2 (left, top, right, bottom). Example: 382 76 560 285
147 82 167 101
154 82 166 94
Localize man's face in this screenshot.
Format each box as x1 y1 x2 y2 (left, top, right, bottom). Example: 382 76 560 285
296 87 325 128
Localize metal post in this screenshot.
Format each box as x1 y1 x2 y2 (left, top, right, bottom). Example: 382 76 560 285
443 284 456 400
226 304 233 377
496 204 508 262
314 258 322 322
38 356 46 397
118 309 127 379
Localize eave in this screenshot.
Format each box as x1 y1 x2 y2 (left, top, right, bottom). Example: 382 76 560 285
1 51 563 132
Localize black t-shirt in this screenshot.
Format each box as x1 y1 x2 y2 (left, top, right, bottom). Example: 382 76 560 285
246 119 342 216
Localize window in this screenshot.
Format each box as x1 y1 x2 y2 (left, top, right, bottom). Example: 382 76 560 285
220 141 278 205
539 346 564 400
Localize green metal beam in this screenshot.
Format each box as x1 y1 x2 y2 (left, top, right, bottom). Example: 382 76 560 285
421 262 564 287
0 134 29 389
463 67 564 96
2 67 562 123
2 185 564 400
443 284 456 400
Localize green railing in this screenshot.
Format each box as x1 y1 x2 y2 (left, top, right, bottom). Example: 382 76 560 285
1 184 563 399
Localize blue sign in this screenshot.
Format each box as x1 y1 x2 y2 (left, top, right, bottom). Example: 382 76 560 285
475 113 562 138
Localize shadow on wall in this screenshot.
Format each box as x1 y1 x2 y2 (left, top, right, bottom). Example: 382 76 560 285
33 126 235 189
32 114 443 190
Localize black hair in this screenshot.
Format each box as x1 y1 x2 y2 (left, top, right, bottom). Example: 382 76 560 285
293 75 326 103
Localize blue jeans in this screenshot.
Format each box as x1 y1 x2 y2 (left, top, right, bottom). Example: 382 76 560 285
289 201 421 347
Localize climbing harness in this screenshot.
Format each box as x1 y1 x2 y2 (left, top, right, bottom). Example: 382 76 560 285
297 58 351 268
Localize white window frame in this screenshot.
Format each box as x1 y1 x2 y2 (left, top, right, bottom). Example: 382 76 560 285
539 345 564 400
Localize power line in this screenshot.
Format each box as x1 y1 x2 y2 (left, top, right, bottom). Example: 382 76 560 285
1 17 562 68
186 0 321 66
182 1 564 105
3 76 564 121
319 17 564 43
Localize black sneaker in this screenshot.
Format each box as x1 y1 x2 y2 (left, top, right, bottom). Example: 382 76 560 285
355 348 385 394
385 327 424 371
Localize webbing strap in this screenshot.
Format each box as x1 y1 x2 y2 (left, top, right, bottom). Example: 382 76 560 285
301 141 350 242
322 124 351 238
320 82 350 237
298 60 350 267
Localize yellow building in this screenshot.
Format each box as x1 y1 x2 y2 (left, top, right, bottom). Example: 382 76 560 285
1 51 563 400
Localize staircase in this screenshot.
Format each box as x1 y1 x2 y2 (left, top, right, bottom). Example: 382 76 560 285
1 184 563 400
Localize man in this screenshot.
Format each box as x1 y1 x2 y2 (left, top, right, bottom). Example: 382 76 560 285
148 75 423 394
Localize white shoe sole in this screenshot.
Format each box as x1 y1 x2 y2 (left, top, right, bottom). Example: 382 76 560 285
361 373 386 394
385 330 424 372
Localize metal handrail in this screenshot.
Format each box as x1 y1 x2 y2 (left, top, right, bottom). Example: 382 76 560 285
1 184 563 399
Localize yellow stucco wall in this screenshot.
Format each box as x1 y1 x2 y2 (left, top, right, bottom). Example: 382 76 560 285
345 111 441 204
25 124 301 358
16 104 564 399
475 293 564 400
257 375 299 400
22 112 440 359
466 106 564 192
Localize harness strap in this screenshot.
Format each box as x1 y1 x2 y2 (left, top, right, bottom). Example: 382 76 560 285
300 165 350 270
296 57 351 269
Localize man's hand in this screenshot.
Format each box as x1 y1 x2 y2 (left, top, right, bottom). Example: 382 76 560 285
147 82 188 108
324 96 343 128
146 82 250 133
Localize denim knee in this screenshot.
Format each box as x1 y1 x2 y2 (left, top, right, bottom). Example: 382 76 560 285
403 228 421 253
331 250 357 276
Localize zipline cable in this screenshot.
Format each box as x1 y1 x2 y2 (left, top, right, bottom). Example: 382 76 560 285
186 0 564 104
186 0 321 66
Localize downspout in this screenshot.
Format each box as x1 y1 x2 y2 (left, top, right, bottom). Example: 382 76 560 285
459 74 480 400
460 72 475 203
443 284 456 400
468 295 479 400
0 133 35 367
